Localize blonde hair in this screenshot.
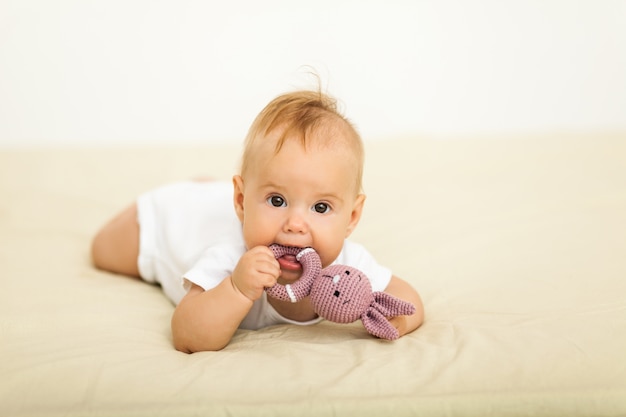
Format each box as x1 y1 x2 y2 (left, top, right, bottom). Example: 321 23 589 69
240 90 364 193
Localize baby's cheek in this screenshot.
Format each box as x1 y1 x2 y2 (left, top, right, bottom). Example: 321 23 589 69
318 242 344 268
319 252 339 269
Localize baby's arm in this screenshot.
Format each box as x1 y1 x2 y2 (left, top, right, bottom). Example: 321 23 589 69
171 279 251 352
171 246 280 352
383 276 424 337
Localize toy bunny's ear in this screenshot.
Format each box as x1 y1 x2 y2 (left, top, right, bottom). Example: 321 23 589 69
361 308 400 340
360 293 416 340
372 292 416 317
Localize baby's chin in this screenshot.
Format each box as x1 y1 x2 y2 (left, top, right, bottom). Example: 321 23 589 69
277 269 303 285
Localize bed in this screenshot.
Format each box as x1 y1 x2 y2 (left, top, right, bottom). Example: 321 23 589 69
1 133 625 416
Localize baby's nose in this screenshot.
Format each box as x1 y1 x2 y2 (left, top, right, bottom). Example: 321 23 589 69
285 211 308 233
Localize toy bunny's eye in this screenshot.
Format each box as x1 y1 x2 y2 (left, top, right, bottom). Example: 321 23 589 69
333 290 340 297
345 270 350 275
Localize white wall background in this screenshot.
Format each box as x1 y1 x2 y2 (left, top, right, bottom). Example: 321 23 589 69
1 0 625 148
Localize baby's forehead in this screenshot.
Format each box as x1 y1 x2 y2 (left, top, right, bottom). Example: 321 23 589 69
242 119 364 192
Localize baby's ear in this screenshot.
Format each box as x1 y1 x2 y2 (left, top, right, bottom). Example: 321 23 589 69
346 194 366 237
232 175 245 222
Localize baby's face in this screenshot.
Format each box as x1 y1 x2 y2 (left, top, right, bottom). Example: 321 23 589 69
234 134 364 284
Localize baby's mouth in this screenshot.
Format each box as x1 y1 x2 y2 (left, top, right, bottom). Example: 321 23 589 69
276 254 303 272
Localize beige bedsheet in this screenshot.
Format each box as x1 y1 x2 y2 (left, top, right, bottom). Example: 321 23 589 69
1 134 625 416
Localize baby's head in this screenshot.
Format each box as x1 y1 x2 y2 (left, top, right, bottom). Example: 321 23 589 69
233 89 367 276
240 90 364 194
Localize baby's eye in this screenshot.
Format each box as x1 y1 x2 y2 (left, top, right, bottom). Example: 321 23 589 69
313 202 331 214
267 195 286 207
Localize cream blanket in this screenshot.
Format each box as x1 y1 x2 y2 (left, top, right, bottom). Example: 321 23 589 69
1 134 625 416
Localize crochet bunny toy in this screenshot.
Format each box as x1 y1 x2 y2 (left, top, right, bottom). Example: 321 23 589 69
266 244 415 340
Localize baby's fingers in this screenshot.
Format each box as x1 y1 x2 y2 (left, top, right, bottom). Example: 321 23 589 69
248 246 281 276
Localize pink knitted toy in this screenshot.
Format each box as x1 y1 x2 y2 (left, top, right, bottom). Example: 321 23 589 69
266 244 415 340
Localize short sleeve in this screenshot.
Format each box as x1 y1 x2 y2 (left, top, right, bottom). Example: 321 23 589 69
333 240 392 292
183 243 246 292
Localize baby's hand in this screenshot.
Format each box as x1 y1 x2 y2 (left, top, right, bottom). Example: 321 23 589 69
231 246 281 301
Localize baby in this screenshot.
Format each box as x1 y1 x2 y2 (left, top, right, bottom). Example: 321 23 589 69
91 89 424 352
